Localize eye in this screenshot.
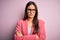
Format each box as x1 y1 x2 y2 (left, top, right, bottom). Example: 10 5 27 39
27 9 36 12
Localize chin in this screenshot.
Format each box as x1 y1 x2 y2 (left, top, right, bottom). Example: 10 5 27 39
29 16 34 18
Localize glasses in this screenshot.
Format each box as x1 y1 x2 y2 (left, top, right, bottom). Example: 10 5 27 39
27 9 36 13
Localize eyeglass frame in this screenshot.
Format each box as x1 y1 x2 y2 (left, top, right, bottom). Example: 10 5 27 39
27 9 36 13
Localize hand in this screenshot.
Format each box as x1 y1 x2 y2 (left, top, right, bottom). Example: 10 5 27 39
36 34 39 40
16 32 23 36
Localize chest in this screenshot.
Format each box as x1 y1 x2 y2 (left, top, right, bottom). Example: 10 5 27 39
22 22 34 35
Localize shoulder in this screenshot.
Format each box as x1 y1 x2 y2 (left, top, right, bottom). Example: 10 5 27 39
38 19 45 28
18 19 23 22
17 19 27 24
38 19 45 30
17 19 24 24
38 19 45 24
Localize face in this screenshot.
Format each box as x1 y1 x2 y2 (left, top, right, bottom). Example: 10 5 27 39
27 4 36 18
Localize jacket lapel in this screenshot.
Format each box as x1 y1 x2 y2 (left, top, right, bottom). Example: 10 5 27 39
25 20 28 35
23 19 34 35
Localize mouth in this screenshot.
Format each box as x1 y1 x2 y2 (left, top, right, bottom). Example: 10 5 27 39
29 14 33 16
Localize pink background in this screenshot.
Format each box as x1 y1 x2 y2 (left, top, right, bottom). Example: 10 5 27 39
0 0 60 40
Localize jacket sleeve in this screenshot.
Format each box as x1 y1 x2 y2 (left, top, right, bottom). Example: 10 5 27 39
14 20 23 40
38 20 46 40
14 20 36 40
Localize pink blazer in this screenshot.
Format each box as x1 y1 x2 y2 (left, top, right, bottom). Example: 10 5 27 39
14 19 46 40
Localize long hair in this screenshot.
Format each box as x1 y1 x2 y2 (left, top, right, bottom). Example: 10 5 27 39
23 1 39 34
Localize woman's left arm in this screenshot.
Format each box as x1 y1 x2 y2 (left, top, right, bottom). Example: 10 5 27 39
36 20 46 40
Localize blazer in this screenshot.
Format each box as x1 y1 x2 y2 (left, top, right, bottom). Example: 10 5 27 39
14 19 46 40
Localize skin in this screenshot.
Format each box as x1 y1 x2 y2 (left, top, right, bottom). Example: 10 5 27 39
17 4 39 39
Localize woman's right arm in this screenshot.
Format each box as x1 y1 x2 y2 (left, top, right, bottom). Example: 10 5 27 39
14 20 23 40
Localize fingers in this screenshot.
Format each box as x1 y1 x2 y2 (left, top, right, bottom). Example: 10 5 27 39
16 32 23 36
36 35 39 40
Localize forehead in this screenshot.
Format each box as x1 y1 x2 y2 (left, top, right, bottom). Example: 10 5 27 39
27 4 35 9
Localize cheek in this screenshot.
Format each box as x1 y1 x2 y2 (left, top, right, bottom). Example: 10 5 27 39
33 13 36 16
27 13 30 15
32 13 36 16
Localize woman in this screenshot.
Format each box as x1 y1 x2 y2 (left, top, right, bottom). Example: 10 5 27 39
14 1 46 40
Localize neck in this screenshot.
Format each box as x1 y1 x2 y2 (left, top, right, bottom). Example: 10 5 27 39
27 17 33 22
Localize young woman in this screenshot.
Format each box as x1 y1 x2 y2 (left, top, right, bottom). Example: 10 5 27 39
14 1 46 40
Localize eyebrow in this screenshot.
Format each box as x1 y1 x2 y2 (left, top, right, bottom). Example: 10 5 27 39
27 9 36 10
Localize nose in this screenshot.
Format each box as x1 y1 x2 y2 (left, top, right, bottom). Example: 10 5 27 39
30 11 33 14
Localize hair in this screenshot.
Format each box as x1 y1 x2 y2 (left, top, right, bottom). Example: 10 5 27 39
23 1 39 34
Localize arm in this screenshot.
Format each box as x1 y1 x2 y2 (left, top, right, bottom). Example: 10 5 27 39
37 20 46 40
14 20 36 40
14 20 23 40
